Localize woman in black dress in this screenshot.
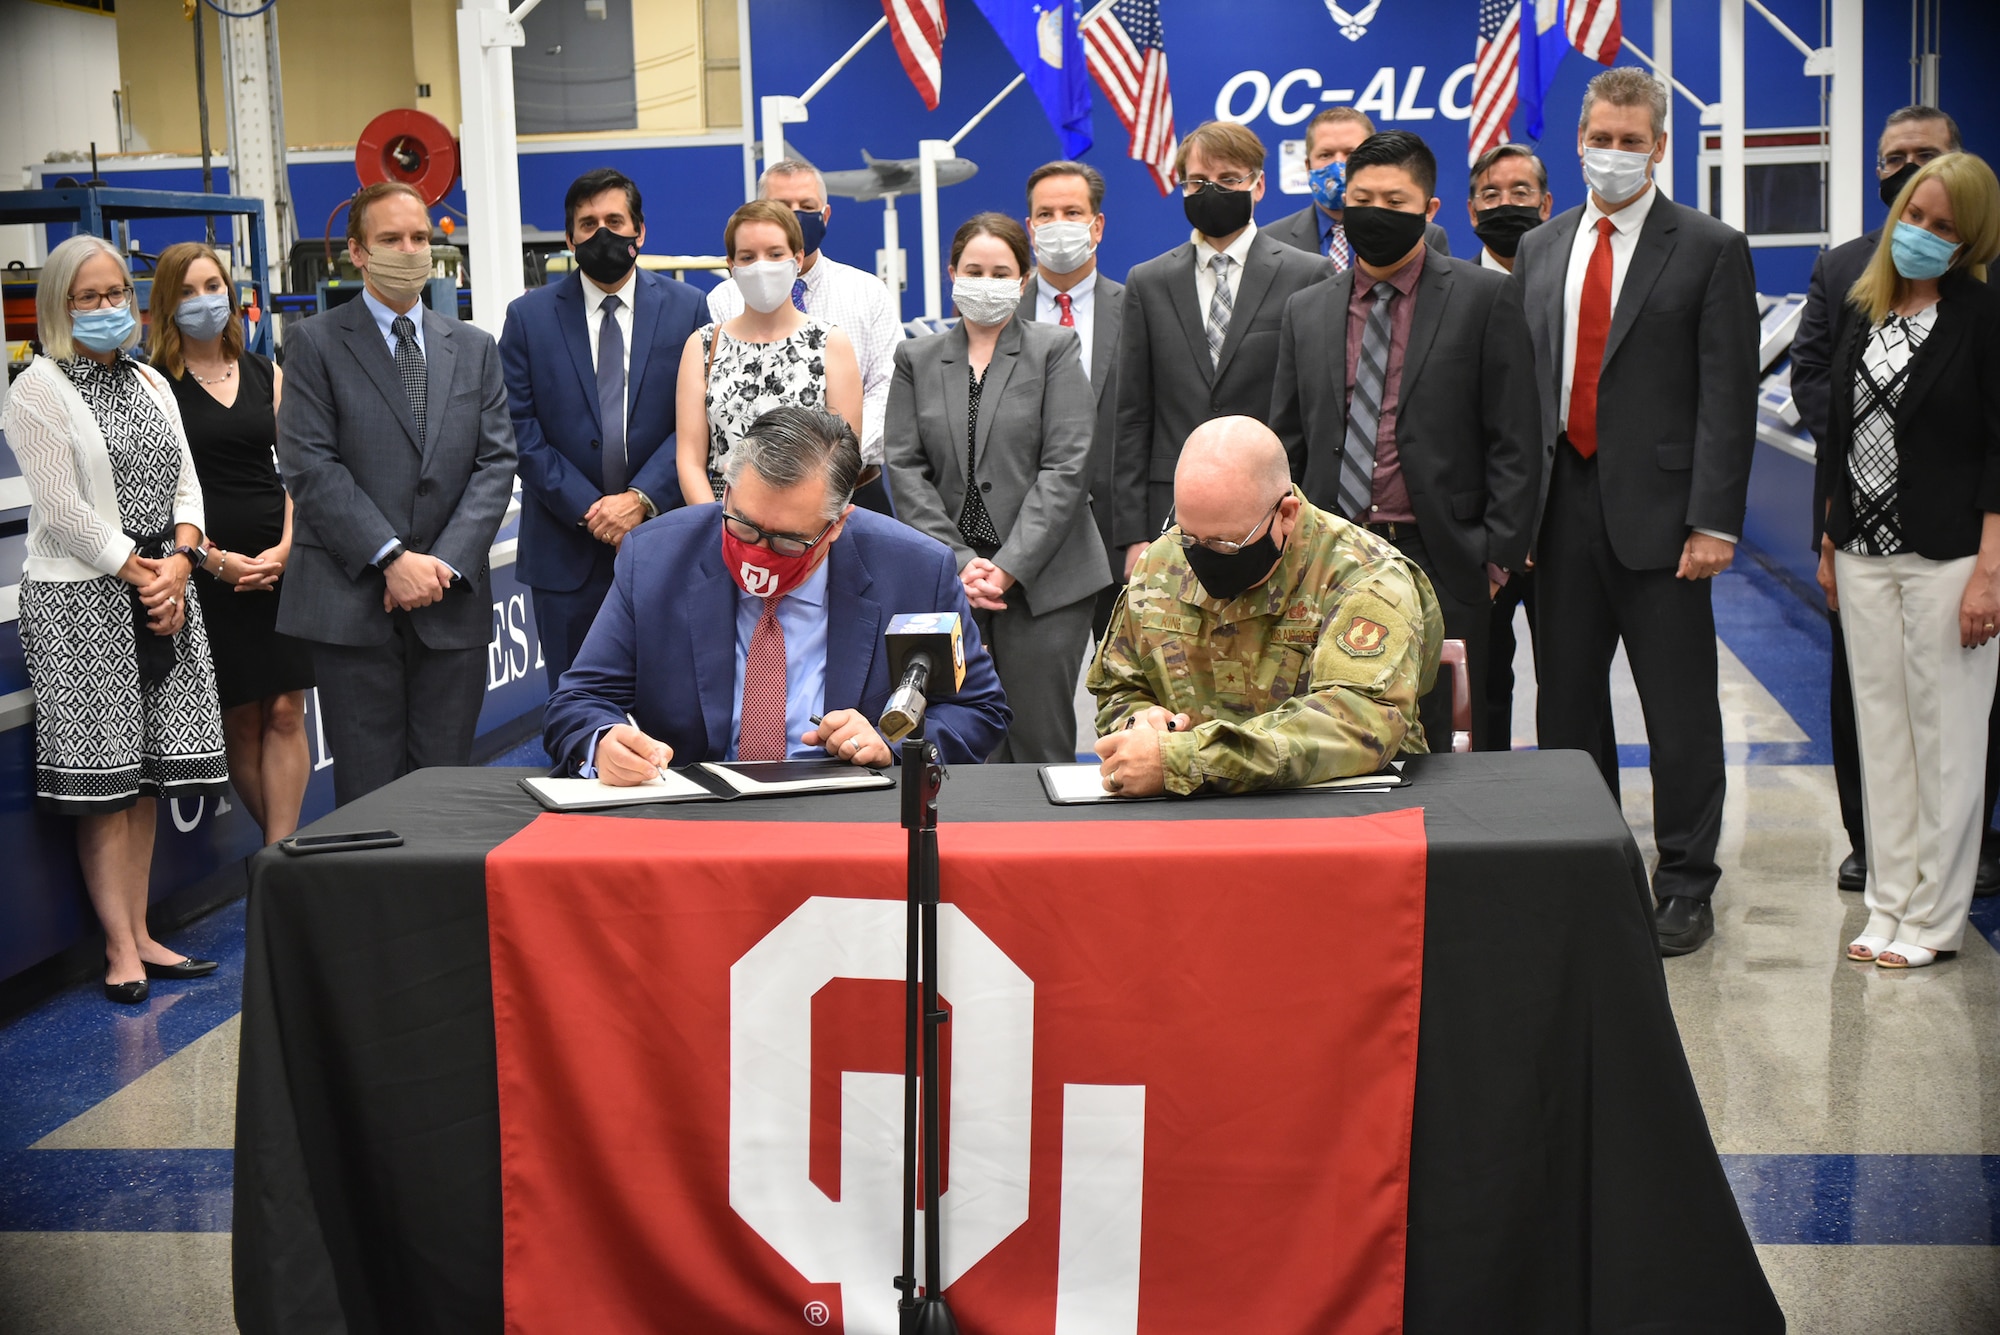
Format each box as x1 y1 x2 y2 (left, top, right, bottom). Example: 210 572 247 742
148 242 315 843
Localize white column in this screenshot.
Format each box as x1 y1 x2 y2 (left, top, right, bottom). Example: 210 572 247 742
218 8 288 275
1718 0 1746 231
455 0 527 335
1827 0 1864 243
1652 0 1674 200
918 139 955 322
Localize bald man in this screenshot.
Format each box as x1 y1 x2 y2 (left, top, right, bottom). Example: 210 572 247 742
1088 417 1443 796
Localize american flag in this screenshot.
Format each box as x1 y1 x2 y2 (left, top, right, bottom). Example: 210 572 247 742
1469 0 1521 166
1082 0 1178 194
1566 0 1621 64
883 0 948 110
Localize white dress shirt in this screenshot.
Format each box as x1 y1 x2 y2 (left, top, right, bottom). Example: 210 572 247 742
1557 183 1734 543
1480 247 1509 273
708 253 899 464
1192 220 1258 318
581 269 635 380
1033 267 1098 380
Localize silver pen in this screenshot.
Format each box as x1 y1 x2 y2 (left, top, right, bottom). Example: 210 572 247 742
624 713 670 783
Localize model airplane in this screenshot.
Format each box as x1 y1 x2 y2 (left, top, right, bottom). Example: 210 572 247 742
818 150 979 202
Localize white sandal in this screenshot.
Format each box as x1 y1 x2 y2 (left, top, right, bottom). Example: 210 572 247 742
1847 934 1891 962
1875 941 1953 969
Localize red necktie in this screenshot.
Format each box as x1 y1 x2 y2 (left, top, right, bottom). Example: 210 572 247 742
1567 217 1616 459
1056 291 1074 327
737 597 788 761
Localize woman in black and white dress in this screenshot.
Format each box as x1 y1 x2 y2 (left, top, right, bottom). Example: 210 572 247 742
0 234 227 1003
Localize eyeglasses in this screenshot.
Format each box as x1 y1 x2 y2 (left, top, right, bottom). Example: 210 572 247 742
721 488 841 558
1473 184 1544 206
1179 172 1259 197
1170 494 1288 555
68 284 133 311
1879 148 1946 173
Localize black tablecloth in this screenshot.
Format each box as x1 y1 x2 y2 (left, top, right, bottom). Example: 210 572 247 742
232 753 1782 1333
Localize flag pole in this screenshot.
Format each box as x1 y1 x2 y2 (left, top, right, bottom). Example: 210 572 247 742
760 15 889 172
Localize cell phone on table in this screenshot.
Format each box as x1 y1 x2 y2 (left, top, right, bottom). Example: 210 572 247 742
278 829 404 856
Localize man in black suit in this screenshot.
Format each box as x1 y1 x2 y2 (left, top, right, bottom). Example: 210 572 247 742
1264 107 1450 268
1271 131 1541 753
1514 68 1759 955
1112 121 1327 574
1791 103 2000 898
1018 160 1126 638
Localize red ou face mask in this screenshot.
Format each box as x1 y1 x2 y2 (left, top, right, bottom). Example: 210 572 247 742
722 526 820 599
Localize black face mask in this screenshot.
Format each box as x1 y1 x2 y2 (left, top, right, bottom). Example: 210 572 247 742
1878 161 1920 209
1183 523 1286 603
1472 204 1544 259
1182 181 1256 239
573 227 640 285
1341 206 1430 268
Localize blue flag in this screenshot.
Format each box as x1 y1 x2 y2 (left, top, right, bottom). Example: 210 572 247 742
973 0 1093 158
1517 0 1572 141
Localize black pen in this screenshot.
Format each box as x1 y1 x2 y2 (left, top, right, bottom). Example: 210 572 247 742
810 714 825 727
1124 716 1180 732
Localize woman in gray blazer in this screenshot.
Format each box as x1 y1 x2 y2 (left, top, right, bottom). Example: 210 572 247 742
886 214 1110 762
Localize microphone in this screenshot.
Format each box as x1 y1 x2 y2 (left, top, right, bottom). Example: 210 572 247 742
879 613 967 743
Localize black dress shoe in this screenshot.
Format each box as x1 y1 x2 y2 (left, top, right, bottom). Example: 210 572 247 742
1976 847 2000 899
104 979 150 1005
1837 851 1867 893
143 956 218 980
1654 896 1715 956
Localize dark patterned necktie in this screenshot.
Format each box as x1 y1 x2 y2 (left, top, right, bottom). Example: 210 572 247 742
597 294 627 494
1338 281 1396 522
392 314 426 443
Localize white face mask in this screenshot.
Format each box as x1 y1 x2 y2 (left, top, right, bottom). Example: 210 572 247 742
1032 220 1096 275
1580 146 1654 206
733 257 800 314
951 275 1024 327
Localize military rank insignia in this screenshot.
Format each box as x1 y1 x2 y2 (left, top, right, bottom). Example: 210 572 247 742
1337 615 1389 657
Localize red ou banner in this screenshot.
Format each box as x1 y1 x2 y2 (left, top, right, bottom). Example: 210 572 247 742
488 810 1427 1334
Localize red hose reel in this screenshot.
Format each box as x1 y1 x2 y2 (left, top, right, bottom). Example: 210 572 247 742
354 108 459 205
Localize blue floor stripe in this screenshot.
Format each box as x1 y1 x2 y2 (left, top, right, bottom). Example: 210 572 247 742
0 1149 232 1232
1722 1154 2000 1245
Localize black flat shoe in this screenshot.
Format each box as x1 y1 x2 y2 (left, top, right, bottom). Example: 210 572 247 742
1654 896 1715 957
1837 851 1866 893
1976 847 2000 898
104 979 150 1005
143 956 218 980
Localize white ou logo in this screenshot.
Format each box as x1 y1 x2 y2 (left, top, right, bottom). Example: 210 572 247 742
1324 0 1383 40
739 561 780 597
732 897 1147 1335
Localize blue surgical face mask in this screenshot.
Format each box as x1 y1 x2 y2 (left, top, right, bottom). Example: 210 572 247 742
173 292 233 342
1308 160 1346 212
794 208 828 256
71 304 136 354
1890 220 1959 281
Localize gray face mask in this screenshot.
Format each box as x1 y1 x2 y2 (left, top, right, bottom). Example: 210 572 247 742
1580 146 1652 205
1032 221 1096 275
173 292 233 342
951 276 1024 327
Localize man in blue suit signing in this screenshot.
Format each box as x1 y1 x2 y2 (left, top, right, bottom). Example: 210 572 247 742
544 407 1010 779
500 168 709 689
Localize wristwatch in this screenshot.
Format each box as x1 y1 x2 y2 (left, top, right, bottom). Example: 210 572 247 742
170 544 205 572
631 489 658 520
375 541 408 571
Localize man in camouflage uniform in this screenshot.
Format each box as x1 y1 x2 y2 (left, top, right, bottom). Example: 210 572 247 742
1089 416 1443 796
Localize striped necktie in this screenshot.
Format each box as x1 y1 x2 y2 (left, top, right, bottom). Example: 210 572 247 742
1338 281 1397 522
1204 253 1234 368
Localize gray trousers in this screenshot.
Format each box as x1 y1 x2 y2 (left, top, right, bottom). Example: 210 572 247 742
973 593 1097 765
312 611 486 808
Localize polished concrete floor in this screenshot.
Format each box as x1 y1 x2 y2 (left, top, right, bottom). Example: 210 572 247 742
2 548 1997 1332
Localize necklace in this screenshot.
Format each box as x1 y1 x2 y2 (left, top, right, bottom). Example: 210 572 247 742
187 361 235 386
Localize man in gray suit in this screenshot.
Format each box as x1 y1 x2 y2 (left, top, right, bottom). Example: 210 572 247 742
1514 68 1758 955
1017 159 1125 638
277 181 518 806
1271 130 1541 754
1264 107 1450 268
1113 121 1328 575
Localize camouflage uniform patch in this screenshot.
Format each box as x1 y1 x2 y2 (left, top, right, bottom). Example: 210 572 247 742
1086 490 1444 795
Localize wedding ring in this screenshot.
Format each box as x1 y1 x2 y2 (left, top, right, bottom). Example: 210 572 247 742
1104 776 1123 792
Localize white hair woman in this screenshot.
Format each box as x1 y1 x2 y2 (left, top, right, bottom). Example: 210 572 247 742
0 233 227 1002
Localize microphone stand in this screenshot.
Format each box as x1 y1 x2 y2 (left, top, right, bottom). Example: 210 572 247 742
893 733 958 1335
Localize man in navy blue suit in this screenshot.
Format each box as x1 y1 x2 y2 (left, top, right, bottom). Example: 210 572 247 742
544 407 1010 778
499 168 710 689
